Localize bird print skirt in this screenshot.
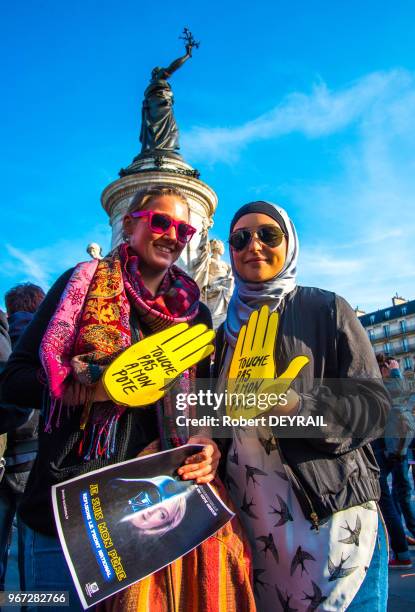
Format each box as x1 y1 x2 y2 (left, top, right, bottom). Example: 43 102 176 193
225 426 378 611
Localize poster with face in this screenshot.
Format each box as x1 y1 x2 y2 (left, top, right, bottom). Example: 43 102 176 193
52 445 233 609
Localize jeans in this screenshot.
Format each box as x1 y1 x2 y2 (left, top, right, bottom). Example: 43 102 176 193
347 517 388 611
20 521 84 612
392 455 415 537
375 448 410 559
0 479 24 590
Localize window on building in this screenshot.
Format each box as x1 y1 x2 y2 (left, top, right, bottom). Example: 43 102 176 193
384 310 390 320
370 315 375 324
368 329 374 340
383 342 391 355
401 306 407 316
402 338 409 352
400 320 407 333
404 357 412 370
383 325 390 338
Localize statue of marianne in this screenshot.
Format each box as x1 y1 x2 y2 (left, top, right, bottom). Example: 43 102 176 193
139 29 199 156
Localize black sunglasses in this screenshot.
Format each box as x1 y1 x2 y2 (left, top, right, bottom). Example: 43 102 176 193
229 225 286 251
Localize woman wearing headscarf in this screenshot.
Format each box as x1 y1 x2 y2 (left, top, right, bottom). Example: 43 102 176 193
213 201 390 611
1 186 255 612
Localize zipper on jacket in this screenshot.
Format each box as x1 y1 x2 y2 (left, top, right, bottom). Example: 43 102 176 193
275 438 320 531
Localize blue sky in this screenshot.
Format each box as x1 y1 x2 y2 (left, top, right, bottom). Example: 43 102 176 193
1 0 415 313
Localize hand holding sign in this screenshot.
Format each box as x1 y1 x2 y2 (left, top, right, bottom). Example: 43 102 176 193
227 305 309 416
103 323 215 407
229 305 277 386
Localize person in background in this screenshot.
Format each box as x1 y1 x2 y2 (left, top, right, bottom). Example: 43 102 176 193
373 353 415 567
387 358 402 379
384 358 415 550
377 353 391 379
0 283 45 590
0 310 11 370
5 284 46 348
0 309 12 490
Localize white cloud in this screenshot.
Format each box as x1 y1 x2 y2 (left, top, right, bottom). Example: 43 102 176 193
5 244 51 288
184 67 415 312
298 241 415 313
1 224 111 293
293 73 415 311
182 69 414 163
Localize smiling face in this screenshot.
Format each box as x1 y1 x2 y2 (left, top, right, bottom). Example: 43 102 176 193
231 213 288 282
123 195 189 273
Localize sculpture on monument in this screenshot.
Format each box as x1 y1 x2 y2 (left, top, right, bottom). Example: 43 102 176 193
102 28 229 326
191 217 212 291
139 28 200 158
86 242 103 260
205 239 234 327
192 225 234 327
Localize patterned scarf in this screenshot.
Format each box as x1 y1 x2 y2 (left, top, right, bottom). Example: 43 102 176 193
39 243 200 458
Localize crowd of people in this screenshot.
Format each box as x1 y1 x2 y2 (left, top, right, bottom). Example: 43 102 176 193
0 184 414 611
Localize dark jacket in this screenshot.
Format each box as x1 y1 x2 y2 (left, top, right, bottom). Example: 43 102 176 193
213 286 390 528
0 311 11 462
3 311 39 481
0 310 11 368
8 311 35 348
0 309 33 436
0 269 212 535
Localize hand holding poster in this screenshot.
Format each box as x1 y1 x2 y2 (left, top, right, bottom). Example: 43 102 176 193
103 323 215 407
52 445 233 609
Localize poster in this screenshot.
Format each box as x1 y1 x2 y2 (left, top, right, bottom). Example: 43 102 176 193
52 445 233 609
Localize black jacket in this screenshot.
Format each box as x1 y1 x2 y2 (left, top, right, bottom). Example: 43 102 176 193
213 286 390 528
0 310 11 368
1 269 212 535
3 311 39 475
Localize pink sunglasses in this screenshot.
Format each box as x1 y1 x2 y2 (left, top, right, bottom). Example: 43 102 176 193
130 211 197 244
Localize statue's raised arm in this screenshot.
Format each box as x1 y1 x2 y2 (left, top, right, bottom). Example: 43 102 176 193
152 28 200 80
139 28 199 157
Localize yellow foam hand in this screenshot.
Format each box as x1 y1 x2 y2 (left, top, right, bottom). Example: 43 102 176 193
229 304 278 386
103 322 215 407
227 305 309 418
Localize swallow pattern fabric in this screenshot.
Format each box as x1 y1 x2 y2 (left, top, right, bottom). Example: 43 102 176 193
226 427 378 611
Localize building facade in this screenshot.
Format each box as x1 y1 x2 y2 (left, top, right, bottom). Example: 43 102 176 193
358 297 415 372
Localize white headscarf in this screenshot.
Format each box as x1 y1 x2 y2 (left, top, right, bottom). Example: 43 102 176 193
223 201 299 347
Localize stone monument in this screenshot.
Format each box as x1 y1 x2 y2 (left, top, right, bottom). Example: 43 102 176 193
101 28 217 275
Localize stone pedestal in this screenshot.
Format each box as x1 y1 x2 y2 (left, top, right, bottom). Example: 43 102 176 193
101 155 218 272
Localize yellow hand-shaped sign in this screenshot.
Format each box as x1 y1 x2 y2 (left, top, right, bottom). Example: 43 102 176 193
227 305 309 417
103 323 215 407
229 304 278 386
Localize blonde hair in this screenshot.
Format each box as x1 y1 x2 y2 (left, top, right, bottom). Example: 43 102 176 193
127 185 189 215
125 495 187 537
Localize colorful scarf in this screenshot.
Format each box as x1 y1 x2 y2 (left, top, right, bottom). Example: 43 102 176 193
39 243 200 458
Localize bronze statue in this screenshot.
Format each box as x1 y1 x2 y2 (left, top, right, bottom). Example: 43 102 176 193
139 28 199 158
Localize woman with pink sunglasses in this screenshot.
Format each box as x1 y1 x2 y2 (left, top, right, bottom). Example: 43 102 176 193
1 185 255 611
